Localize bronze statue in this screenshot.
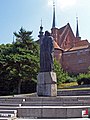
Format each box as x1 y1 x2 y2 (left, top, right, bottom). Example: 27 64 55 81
40 31 54 72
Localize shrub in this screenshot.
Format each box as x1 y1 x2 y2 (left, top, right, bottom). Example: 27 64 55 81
54 59 69 84
77 73 90 85
64 76 76 83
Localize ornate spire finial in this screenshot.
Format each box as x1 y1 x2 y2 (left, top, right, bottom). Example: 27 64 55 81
38 19 44 39
53 0 55 7
41 19 42 27
76 16 79 37
52 0 56 28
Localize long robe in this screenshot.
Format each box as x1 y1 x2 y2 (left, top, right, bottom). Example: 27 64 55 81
40 35 54 72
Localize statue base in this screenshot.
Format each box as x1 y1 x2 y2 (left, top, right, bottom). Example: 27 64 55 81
37 72 57 96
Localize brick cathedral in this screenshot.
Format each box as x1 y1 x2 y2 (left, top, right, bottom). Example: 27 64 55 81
38 3 90 75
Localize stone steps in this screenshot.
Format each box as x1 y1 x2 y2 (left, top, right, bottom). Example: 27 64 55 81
0 96 90 107
0 96 90 106
0 94 90 118
57 89 90 96
21 101 90 106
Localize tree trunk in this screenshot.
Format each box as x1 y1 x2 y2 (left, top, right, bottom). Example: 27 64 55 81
17 79 21 94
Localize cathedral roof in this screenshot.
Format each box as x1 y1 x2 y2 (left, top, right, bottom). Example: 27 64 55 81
59 23 74 36
68 45 89 51
58 23 75 47
59 25 67 34
74 40 89 47
54 41 63 50
64 39 90 52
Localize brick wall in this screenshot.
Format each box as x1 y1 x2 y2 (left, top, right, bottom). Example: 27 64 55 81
54 49 62 63
62 48 90 74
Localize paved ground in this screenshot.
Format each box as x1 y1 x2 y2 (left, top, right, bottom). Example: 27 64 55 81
16 118 90 120
0 94 90 119
0 118 88 120
1 118 89 119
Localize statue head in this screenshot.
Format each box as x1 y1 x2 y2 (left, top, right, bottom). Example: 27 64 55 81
45 31 51 36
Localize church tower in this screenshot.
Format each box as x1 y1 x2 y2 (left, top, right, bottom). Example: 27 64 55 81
52 0 55 28
76 17 81 39
51 1 58 43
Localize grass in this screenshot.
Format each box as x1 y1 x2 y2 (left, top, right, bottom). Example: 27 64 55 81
58 82 78 89
58 87 90 91
58 82 90 91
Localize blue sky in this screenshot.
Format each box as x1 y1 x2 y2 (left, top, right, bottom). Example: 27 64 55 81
0 0 90 44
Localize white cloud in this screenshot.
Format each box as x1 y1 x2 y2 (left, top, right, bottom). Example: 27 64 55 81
47 0 53 6
58 0 76 10
48 0 77 10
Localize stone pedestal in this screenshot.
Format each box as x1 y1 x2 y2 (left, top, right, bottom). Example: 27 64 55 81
37 72 57 96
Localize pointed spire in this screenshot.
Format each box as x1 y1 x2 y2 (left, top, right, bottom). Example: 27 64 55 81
76 17 79 37
38 19 44 39
52 0 56 28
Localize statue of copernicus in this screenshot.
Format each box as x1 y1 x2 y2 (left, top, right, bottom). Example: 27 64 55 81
40 31 54 72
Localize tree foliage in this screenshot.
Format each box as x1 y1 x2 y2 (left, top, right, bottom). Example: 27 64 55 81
0 27 39 95
54 59 69 84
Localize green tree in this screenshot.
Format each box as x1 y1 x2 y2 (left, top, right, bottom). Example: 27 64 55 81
0 44 15 94
0 28 39 95
14 27 32 45
13 28 39 93
54 59 69 84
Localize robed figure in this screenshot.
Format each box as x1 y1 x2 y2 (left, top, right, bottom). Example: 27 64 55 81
40 31 54 72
